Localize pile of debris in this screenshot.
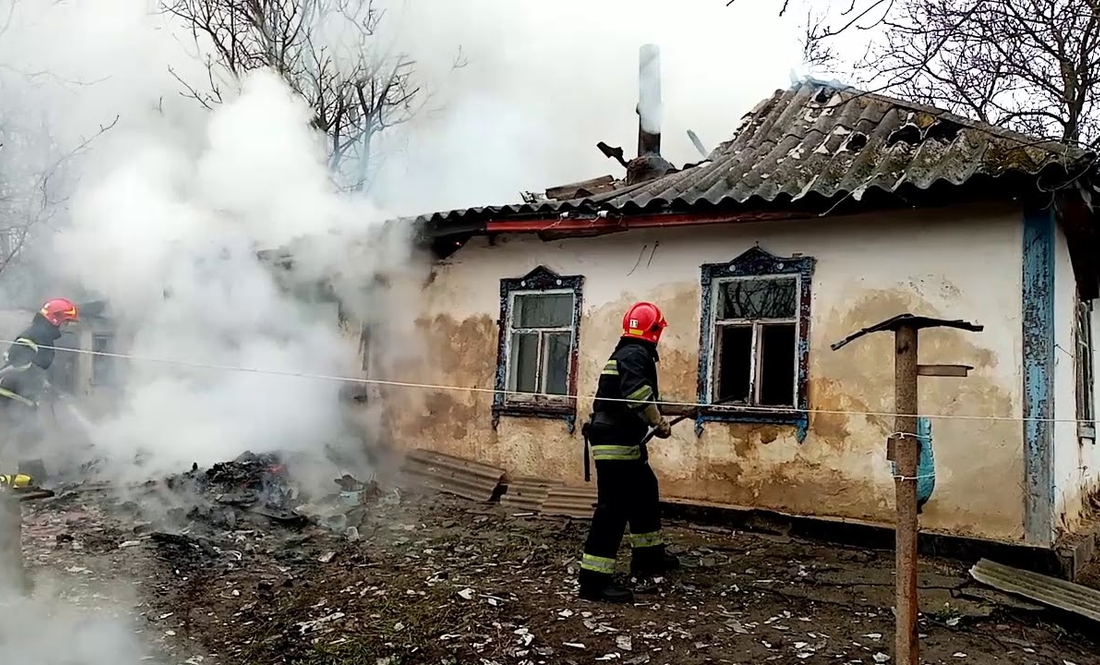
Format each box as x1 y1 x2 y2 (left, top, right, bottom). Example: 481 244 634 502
41 451 386 571
163 451 303 531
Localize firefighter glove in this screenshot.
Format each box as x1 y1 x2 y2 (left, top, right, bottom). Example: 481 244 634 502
654 417 673 439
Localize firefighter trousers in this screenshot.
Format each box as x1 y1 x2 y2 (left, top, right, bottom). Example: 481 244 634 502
0 394 43 476
580 458 664 578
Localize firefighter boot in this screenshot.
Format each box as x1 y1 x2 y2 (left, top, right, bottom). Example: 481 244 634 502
578 568 634 604
0 474 33 489
630 545 681 578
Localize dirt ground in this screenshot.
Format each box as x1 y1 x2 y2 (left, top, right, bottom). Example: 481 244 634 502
17 484 1100 665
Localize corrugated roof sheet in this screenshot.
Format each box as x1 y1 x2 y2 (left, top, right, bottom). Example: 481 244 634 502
500 476 563 513
420 82 1093 227
542 485 598 520
401 449 506 503
970 558 1100 622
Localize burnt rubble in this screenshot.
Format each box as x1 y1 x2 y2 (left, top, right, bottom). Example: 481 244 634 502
43 450 384 572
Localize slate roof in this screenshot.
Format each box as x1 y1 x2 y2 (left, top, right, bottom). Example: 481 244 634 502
420 81 1094 227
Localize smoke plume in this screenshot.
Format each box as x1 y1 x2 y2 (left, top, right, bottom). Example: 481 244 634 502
55 69 406 481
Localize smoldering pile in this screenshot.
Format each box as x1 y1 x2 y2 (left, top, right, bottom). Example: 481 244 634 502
44 451 385 572
164 451 305 532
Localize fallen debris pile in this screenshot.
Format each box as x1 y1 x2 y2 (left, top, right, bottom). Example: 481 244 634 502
44 451 385 570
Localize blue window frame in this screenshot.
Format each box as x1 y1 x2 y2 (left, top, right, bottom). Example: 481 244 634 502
492 266 584 432
696 246 815 441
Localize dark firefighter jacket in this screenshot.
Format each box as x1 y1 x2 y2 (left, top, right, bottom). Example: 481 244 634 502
0 313 60 406
588 338 662 462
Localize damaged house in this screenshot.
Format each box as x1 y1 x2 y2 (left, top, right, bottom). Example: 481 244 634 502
387 75 1100 555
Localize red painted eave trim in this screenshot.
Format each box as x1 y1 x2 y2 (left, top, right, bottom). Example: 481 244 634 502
483 210 803 235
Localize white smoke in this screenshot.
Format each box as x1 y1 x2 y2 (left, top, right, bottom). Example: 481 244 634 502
56 70 402 479
0 587 148 664
367 0 804 213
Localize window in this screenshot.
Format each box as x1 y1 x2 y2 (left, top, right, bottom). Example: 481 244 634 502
1077 298 1096 439
493 266 584 429
47 331 79 394
91 334 115 386
697 247 815 438
506 293 574 396
712 276 799 406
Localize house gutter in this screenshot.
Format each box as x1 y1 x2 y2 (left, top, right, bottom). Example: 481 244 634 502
482 209 805 236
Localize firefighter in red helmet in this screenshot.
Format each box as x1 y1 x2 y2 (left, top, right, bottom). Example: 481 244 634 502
0 298 79 485
578 301 680 603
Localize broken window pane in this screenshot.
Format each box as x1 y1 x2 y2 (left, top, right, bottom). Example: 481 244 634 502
508 332 539 394
514 293 574 328
758 323 796 407
543 332 571 395
715 325 752 403
716 277 797 320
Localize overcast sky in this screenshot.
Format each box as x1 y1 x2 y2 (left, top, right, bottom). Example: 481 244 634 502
370 0 807 214
0 0 809 219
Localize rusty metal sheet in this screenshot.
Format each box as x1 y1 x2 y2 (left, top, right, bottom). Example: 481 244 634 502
970 558 1100 622
830 313 983 351
401 449 506 503
542 485 598 520
501 476 563 512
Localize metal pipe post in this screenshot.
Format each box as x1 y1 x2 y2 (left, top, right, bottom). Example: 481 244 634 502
894 324 920 665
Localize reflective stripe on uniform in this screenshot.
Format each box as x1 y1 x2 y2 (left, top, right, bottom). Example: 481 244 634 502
0 386 35 407
630 531 663 549
625 384 653 408
580 553 616 574
3 337 38 365
600 360 619 376
590 445 641 461
13 337 38 352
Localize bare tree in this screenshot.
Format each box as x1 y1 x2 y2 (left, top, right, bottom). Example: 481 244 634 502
856 1 1100 146
0 118 118 276
725 0 896 68
0 0 117 281
763 0 1100 147
164 0 451 191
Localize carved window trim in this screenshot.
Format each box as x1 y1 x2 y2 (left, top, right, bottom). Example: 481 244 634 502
492 266 584 432
696 246 815 441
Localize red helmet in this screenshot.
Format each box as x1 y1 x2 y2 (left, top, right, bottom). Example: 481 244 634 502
40 298 79 326
622 302 667 344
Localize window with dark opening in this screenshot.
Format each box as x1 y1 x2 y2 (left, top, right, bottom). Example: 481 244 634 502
506 292 575 398
1076 298 1096 439
712 276 799 407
